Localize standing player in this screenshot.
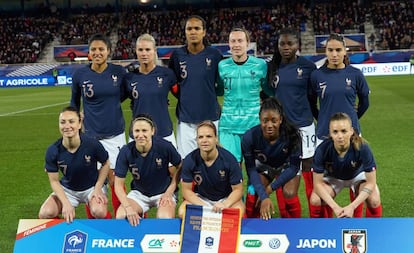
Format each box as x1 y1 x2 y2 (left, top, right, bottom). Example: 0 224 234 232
216 27 270 218
39 106 110 223
242 97 302 220
310 33 370 217
168 15 223 158
310 112 382 218
125 33 177 146
70 33 127 216
217 27 270 162
114 114 182 226
178 120 245 218
265 28 318 218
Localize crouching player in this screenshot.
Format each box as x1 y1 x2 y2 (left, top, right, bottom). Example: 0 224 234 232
310 112 382 218
39 106 111 223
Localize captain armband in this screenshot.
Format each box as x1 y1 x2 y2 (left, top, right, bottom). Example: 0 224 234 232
361 187 372 195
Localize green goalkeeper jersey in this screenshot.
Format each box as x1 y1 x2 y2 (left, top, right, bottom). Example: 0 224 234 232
217 56 268 134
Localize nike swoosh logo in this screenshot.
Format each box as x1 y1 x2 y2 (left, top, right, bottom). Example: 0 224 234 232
179 61 186 65
319 82 326 86
131 82 138 86
83 80 91 84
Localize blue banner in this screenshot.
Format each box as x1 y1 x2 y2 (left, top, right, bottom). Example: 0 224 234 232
14 218 414 253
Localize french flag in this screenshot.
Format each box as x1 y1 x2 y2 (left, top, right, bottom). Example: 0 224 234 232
180 205 241 253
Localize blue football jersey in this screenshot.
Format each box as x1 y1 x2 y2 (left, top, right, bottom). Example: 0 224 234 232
273 56 316 127
310 65 370 139
70 63 127 138
168 46 223 123
242 125 301 200
181 146 243 201
115 137 181 197
312 138 377 180
125 65 176 137
44 134 109 191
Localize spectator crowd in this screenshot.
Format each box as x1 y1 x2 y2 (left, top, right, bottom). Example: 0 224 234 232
0 0 412 64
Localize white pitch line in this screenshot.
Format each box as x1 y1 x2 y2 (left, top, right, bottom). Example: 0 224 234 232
0 102 68 117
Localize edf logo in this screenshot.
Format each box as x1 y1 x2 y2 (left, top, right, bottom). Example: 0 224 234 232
361 66 377 73
392 65 408 72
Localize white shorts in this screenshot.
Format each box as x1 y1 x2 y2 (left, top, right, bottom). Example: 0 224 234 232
196 194 227 206
176 120 219 158
323 171 366 195
52 185 108 207
99 132 126 169
299 123 316 159
127 190 177 213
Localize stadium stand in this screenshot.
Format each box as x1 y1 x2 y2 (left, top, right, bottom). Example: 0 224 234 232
0 0 412 64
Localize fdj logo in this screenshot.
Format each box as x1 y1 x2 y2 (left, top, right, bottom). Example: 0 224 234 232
148 238 165 248
63 230 87 253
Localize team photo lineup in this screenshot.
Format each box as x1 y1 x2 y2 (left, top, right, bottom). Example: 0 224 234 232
2 1 414 251
38 15 383 223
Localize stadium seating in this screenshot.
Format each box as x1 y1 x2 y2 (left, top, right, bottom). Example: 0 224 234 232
0 0 412 64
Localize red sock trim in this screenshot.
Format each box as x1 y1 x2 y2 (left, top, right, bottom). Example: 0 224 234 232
245 193 260 218
285 196 302 218
309 204 322 218
366 205 382 217
275 188 288 218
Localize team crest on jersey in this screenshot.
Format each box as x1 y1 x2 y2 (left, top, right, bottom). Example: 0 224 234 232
350 160 358 168
296 68 303 79
84 155 91 165
112 75 118 86
205 58 212 69
157 77 163 87
342 229 367 253
345 78 352 89
250 70 256 79
156 158 162 168
219 170 226 180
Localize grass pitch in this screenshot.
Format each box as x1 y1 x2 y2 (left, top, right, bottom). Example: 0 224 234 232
1 74 413 252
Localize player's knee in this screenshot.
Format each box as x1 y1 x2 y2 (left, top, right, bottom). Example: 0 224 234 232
366 195 381 208
157 208 176 219
283 188 298 199
38 207 57 219
309 192 321 206
90 206 107 219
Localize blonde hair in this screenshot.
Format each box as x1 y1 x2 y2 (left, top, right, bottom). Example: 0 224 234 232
136 33 158 63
